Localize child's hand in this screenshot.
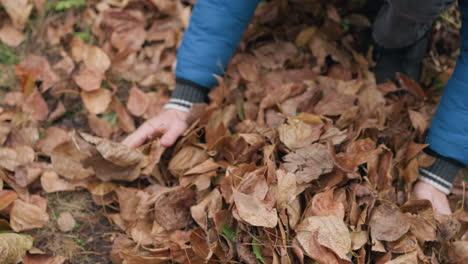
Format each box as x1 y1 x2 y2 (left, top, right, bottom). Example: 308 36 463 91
412 180 452 215
122 109 189 148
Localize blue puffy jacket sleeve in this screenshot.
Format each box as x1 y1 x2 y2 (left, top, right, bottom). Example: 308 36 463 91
164 0 259 112
421 0 468 193
427 1 468 166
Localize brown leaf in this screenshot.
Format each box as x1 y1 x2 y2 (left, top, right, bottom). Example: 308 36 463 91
283 143 334 183
14 163 43 187
0 23 25 47
315 93 356 116
40 170 80 193
278 119 321 150
22 89 49 121
0 146 35 171
1 0 33 30
350 231 368 251
295 216 351 261
0 190 18 211
274 169 297 211
22 254 66 264
82 135 144 166
233 190 278 228
73 67 104 92
386 251 418 264
88 114 113 138
116 187 141 222
57 212 75 232
15 56 59 92
154 186 195 231
37 127 69 156
10 199 49 231
127 86 150 117
169 146 208 177
151 0 180 15
190 189 222 230
82 154 141 182
408 110 429 133
81 89 112 114
51 141 94 181
369 204 411 242
308 188 345 219
446 241 468 264
110 97 136 133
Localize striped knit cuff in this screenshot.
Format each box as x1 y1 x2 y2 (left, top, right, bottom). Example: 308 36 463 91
164 79 209 112
419 157 461 195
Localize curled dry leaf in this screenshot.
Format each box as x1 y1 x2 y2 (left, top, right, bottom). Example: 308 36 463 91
283 143 334 183
154 186 196 231
57 212 76 232
14 163 43 188
116 187 141 222
40 170 80 193
169 146 209 177
81 89 113 114
51 141 94 181
190 189 223 230
90 136 144 166
10 200 49 232
295 215 351 261
88 114 113 138
0 233 33 264
274 169 297 211
233 190 278 228
369 204 411 242
278 119 321 150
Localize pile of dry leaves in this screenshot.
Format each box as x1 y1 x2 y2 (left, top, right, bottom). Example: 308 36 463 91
0 0 467 263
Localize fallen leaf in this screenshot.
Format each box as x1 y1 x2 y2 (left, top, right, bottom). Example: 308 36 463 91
37 127 69 156
0 146 35 171
127 86 150 117
233 191 278 228
57 212 75 232
274 169 296 211
81 89 112 114
386 251 418 264
154 186 196 231
308 188 345 219
88 114 113 138
408 110 428 133
22 254 66 264
190 189 223 230
369 204 411 242
22 89 49 121
283 143 334 183
110 97 136 133
1 0 33 30
73 67 104 92
295 215 351 261
169 146 208 177
0 190 18 210
0 23 25 47
446 241 468 264
278 119 321 150
10 199 49 231
0 233 33 264
15 56 59 92
40 170 80 193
